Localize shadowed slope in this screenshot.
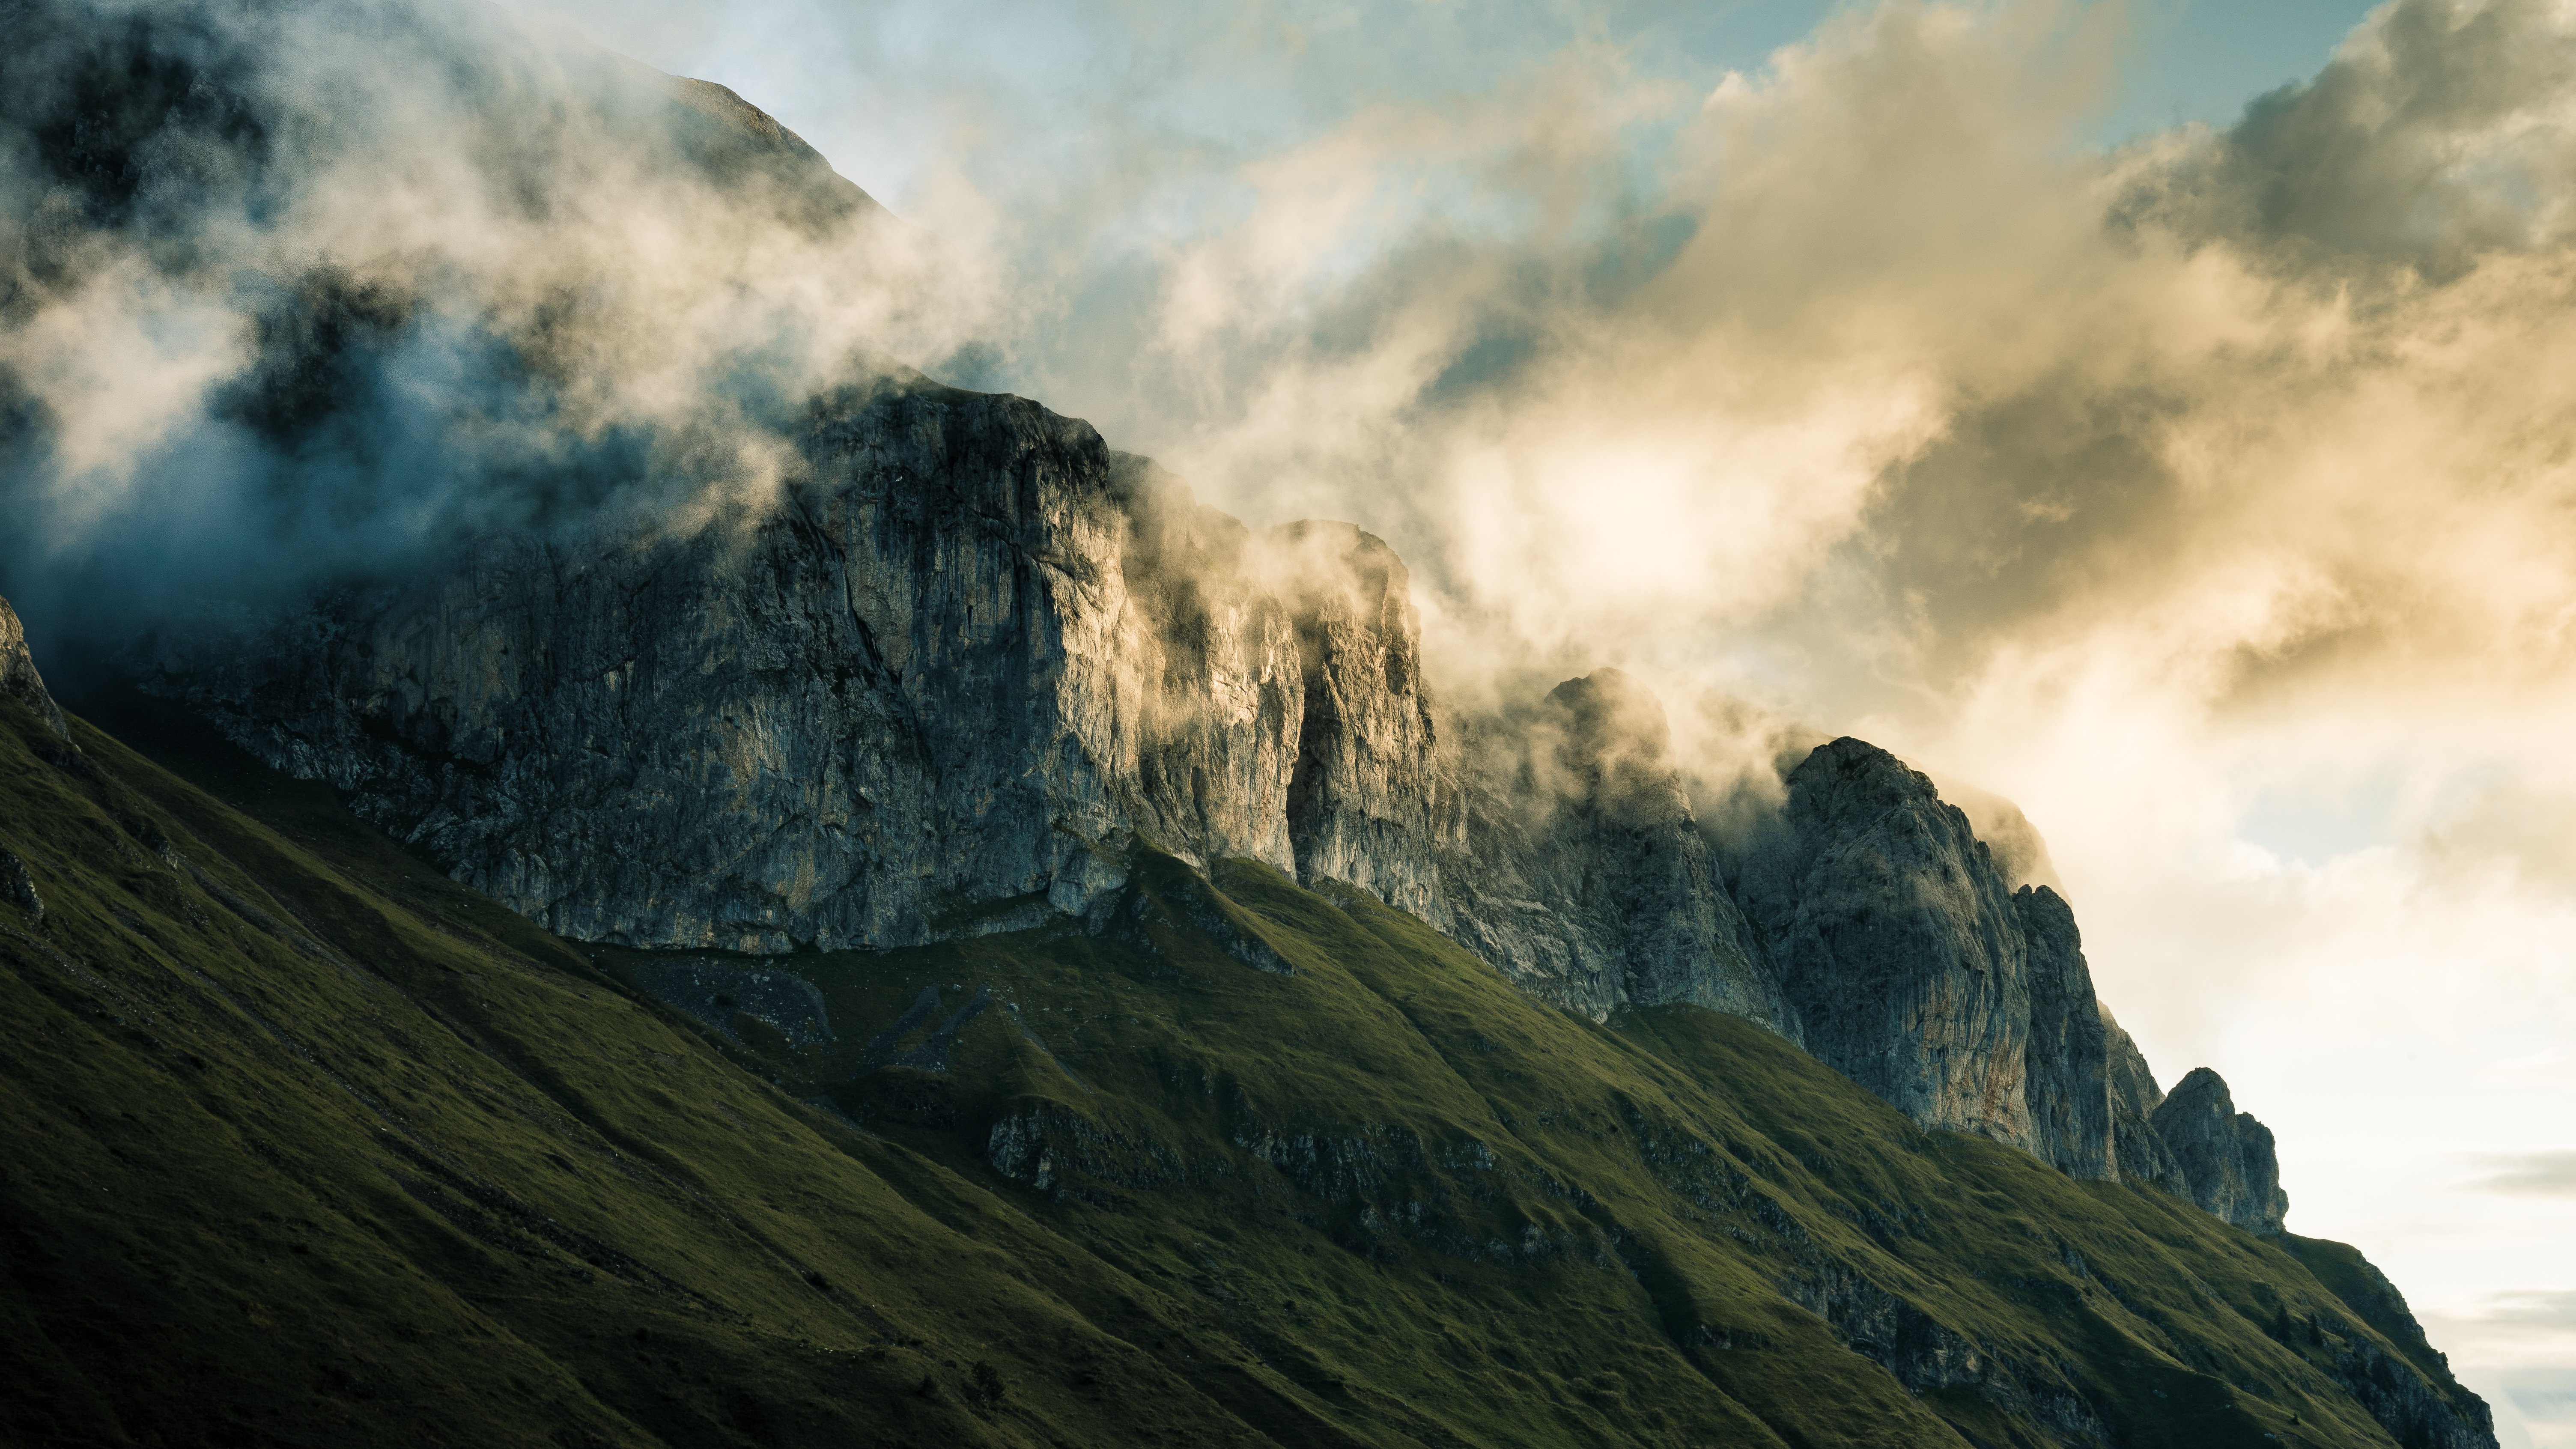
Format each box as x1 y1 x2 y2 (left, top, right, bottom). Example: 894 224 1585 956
0 686 2493 1447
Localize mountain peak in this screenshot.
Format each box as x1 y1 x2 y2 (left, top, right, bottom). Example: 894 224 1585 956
2156 1066 2293 1235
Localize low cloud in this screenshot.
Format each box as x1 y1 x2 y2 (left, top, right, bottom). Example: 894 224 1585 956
2475 1292 2576 1328
12 3 2576 1351
0 0 1001 653
2464 1155 2576 1198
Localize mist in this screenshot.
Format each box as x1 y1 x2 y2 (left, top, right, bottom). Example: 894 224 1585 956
0 0 1000 660
12 0 2576 1434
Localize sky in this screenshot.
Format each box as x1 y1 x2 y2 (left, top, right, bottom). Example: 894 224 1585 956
495 1 2571 1439
3 0 2570 1439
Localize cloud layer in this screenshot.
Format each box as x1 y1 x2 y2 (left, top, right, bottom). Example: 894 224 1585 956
0 0 999 644
9 5 2576 1434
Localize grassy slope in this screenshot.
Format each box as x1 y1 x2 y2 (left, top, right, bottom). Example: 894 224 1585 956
0 693 2487 1447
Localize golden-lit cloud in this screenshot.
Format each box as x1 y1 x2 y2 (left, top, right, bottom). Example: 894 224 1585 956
9 4 2576 1425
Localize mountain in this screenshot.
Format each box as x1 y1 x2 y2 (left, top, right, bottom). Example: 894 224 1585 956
0 0 2497 1443
143 371 2284 1220
0 615 2497 1446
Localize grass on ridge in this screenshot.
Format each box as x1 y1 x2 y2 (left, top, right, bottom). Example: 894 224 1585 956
0 692 2484 1448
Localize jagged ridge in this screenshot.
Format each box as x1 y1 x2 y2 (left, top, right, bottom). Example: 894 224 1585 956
0 677 2500 1446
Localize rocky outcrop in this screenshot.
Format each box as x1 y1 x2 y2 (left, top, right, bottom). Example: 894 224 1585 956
0 593 67 738
1730 738 2111 1175
2152 1067 2290 1234
2012 885 2112 1181
1269 520 1453 923
2100 1003 2182 1187
1437 671 1798 1035
652 72 886 232
144 378 1805 1037
150 376 1452 953
142 377 2318 1224
1711 734 2287 1217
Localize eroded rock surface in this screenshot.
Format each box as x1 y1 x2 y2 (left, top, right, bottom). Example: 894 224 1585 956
2152 1067 2291 1234
137 373 2306 1222
2013 885 2113 1181
2101 1002 2182 1187
1732 738 2084 1168
1439 670 1797 1035
149 375 1817 1039
152 376 1449 954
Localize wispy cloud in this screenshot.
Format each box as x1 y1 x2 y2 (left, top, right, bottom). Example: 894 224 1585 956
0 0 1002 638
2464 1156 2576 1198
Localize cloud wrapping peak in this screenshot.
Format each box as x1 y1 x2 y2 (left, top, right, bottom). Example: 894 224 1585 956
0 0 991 641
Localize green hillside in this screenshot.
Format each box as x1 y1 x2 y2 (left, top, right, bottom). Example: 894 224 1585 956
0 689 2488 1447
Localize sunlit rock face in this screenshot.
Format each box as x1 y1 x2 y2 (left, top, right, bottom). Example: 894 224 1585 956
1438 670 1801 1037
2153 1067 2292 1235
140 375 2274 1209
152 376 1443 951
1267 519 1453 925
1730 738 2115 1178
149 373 1814 1039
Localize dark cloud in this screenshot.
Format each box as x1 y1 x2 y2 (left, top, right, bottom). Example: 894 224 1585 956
2147 0 2576 273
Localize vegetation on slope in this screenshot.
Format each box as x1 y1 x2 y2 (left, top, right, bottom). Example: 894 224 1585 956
0 692 2490 1446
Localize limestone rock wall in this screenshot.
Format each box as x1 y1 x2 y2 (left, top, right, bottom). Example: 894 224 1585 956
2013 885 2113 1181
154 376 1417 952
2152 1067 2291 1235
1270 520 1454 924
1437 671 1799 1036
142 376 2296 1221
151 376 1807 1037
1731 738 2069 1166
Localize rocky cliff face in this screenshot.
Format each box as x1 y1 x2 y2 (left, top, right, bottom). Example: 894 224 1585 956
144 393 2298 1219
1730 738 2113 1176
2153 1067 2291 1235
149 375 1813 1039
152 376 1453 954
136 364 2321 1236
2102 1002 2185 1187
2012 884 2114 1181
1437 670 1798 1035
0 594 66 739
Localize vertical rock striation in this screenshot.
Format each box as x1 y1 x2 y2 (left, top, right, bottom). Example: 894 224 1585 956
1269 520 1452 924
2013 885 2113 1181
2152 1067 2291 1235
1437 670 1798 1036
150 376 1789 1041
143 377 2290 1224
152 376 1451 952
1731 738 2066 1165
